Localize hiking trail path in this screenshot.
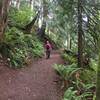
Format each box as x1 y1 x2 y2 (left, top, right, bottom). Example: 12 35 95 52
0 51 63 100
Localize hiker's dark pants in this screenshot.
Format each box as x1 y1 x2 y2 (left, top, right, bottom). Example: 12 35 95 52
46 50 50 59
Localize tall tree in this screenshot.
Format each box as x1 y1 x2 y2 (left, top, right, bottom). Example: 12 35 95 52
96 46 100 100
41 0 48 37
25 12 39 33
37 0 48 38
96 31 100 100
77 0 84 67
0 0 11 40
95 0 100 99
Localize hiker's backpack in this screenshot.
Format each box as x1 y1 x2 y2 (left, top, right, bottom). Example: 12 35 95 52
46 44 50 50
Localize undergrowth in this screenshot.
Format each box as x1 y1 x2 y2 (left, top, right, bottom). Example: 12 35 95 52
61 53 77 64
53 51 96 100
53 64 96 100
0 27 44 68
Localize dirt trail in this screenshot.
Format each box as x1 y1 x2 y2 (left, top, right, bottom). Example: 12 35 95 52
0 51 63 100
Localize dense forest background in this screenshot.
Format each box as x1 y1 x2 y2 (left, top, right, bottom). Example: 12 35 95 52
0 0 100 100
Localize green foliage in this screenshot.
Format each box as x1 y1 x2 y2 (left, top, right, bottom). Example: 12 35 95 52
53 64 80 80
0 27 44 68
63 86 94 100
90 59 98 72
80 69 96 84
61 53 77 64
31 41 44 58
9 48 27 68
63 87 79 100
53 62 96 100
9 6 35 27
63 82 95 100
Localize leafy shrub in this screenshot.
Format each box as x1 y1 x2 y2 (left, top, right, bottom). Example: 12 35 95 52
9 6 35 27
53 63 96 100
63 87 94 100
53 64 80 81
32 40 44 58
61 53 77 64
0 27 44 68
63 87 79 100
79 69 96 84
9 48 27 68
22 34 44 58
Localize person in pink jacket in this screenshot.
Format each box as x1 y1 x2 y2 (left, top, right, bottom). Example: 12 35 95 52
45 41 52 59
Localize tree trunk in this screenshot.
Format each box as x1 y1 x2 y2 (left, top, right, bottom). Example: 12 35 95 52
67 33 71 50
96 0 100 99
70 38 72 49
30 0 34 11
0 0 3 39
30 0 32 6
25 12 39 33
38 0 48 38
96 54 100 100
96 39 100 100
37 0 47 38
16 0 20 9
78 0 83 67
0 0 10 40
38 21 46 38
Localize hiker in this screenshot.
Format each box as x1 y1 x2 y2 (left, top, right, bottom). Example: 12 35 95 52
45 41 52 59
